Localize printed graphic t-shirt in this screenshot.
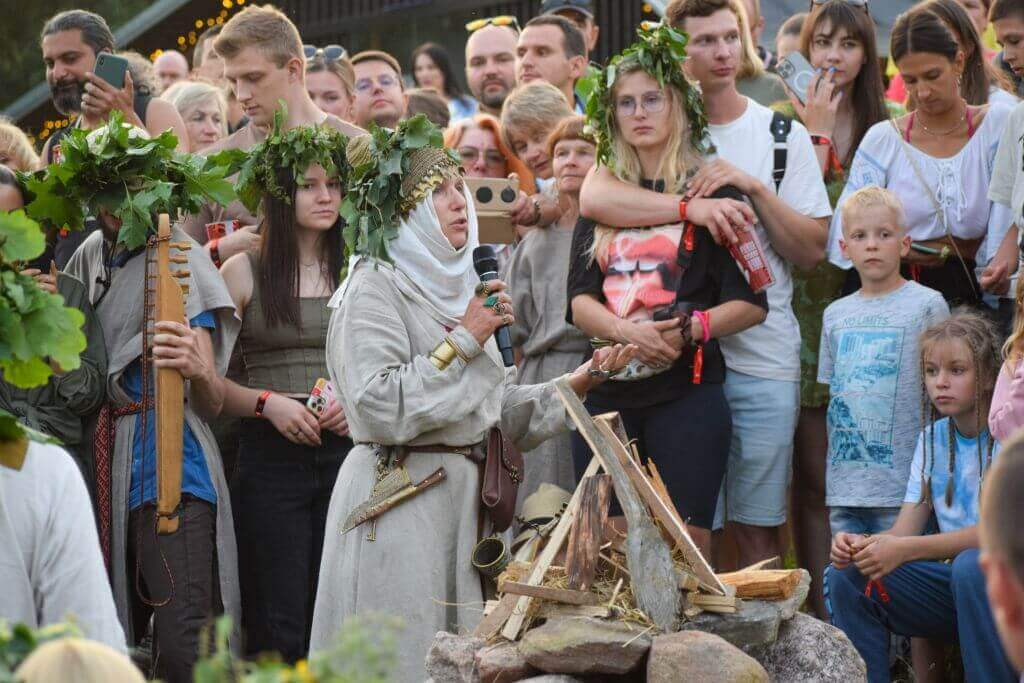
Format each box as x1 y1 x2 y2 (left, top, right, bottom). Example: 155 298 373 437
818 281 950 507
904 418 999 533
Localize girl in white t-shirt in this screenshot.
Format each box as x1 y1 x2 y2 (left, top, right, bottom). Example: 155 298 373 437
830 5 1014 308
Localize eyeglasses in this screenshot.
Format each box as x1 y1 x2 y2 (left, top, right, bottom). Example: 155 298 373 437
303 44 348 63
809 0 869 12
466 15 522 34
458 146 507 168
355 74 399 93
615 91 667 117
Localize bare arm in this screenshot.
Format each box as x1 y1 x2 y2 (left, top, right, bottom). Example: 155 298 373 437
184 327 222 421
747 182 828 269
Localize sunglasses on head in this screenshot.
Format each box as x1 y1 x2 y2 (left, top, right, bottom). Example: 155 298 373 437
303 44 348 63
465 15 521 33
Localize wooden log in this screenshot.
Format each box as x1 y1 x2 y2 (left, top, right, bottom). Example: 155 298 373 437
498 581 602 606
740 556 781 572
474 592 519 638
499 452 603 641
565 474 611 591
717 569 802 600
691 593 740 611
676 567 700 592
591 419 726 595
537 603 612 619
556 382 682 632
646 460 686 531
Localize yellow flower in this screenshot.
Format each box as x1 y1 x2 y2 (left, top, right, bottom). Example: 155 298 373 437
293 659 315 683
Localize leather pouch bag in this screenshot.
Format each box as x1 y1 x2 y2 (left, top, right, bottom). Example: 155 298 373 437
481 427 523 532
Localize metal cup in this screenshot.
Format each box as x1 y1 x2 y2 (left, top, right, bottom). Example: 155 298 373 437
472 535 510 577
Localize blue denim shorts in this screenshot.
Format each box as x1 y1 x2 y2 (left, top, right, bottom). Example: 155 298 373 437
714 370 799 528
828 505 901 535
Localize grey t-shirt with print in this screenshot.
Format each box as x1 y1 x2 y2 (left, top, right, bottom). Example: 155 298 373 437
818 281 950 507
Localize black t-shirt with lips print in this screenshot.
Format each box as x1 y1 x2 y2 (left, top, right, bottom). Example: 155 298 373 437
566 182 768 410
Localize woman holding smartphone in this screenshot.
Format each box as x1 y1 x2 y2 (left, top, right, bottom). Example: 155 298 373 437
776 0 894 619
217 122 351 662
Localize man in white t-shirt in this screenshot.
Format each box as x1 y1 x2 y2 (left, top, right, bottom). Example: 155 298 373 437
578 0 831 566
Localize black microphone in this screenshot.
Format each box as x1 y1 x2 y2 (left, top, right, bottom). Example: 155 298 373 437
472 245 515 367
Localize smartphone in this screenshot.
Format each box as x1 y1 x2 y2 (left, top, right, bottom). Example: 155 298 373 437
777 51 816 105
306 378 334 417
466 176 521 244
93 52 129 89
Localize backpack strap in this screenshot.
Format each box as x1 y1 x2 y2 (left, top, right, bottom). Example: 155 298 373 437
770 111 792 193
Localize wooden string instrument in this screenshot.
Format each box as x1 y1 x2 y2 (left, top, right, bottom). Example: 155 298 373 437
146 214 191 535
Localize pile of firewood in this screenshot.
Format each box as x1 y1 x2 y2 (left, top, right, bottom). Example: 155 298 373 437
474 379 803 642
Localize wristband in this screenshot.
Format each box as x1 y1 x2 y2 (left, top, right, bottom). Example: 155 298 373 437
255 390 272 417
445 334 471 363
678 198 688 223
209 238 222 268
693 310 711 344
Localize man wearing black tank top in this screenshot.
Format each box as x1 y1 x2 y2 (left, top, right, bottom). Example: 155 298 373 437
38 10 189 268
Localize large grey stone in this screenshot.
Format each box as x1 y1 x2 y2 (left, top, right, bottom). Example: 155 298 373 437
681 599 781 652
476 640 537 683
425 632 485 683
648 631 769 683
518 617 652 675
758 612 867 682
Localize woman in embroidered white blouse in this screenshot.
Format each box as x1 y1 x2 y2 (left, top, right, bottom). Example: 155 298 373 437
830 5 1013 308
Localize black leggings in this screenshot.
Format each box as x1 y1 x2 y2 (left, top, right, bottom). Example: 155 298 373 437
570 383 731 529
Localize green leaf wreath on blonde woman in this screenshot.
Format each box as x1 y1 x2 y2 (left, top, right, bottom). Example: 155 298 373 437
581 20 709 168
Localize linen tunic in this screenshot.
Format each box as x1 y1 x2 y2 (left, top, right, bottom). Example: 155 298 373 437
65 228 241 646
310 261 572 682
0 440 125 651
502 225 589 505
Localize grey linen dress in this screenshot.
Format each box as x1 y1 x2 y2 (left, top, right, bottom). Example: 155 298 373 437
65 228 242 646
309 261 573 682
502 225 589 508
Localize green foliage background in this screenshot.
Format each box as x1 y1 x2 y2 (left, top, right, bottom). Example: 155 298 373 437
0 0 149 111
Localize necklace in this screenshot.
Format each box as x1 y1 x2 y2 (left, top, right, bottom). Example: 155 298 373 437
917 104 967 137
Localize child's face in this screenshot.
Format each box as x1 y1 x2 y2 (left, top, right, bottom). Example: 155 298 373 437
839 205 910 283
923 339 977 419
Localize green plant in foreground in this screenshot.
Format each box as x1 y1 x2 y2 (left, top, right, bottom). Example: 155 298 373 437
0 621 80 682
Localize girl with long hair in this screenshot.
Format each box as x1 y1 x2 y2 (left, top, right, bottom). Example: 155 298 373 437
567 28 768 556
218 125 351 663
412 42 478 122
777 0 893 618
827 310 1015 683
989 275 1024 441
831 5 1014 309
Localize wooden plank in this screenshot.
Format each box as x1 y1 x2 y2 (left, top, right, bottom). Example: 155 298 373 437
498 581 602 606
676 567 700 592
739 556 781 572
499 451 603 641
555 381 682 632
717 569 802 600
475 591 518 638
646 460 686 531
591 419 727 595
537 603 612 619
691 593 740 609
565 474 611 591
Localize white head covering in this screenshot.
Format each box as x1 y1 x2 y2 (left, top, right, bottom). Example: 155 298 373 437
329 183 479 328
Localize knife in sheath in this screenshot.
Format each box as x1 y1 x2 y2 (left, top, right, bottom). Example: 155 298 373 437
342 467 448 533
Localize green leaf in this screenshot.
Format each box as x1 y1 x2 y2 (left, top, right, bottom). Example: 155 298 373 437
0 211 45 262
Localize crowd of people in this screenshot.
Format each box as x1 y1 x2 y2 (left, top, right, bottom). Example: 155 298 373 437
3 0 1024 681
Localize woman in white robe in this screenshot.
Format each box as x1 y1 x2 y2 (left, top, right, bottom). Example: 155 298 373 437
309 141 632 681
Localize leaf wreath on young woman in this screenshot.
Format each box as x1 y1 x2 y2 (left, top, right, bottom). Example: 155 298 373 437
234 105 352 215
580 20 709 168
339 114 459 267
18 111 247 250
